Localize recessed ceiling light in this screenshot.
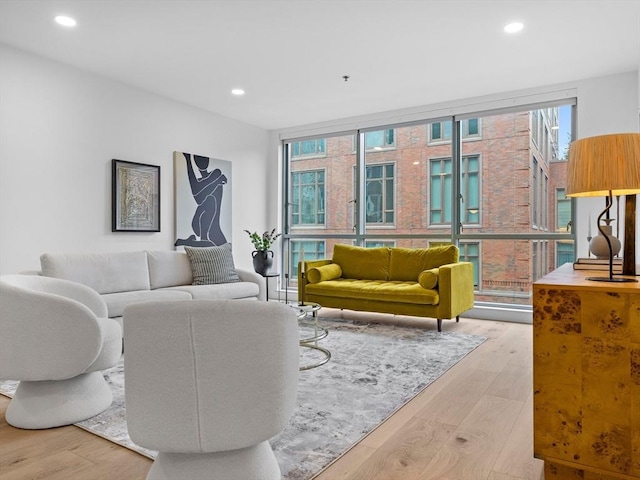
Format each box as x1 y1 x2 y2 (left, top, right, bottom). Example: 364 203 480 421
231 88 245 96
55 15 77 27
504 22 523 34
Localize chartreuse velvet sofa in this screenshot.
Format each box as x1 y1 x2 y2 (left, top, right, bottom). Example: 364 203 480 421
297 244 474 332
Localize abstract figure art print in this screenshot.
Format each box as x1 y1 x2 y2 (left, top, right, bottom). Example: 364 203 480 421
174 151 232 248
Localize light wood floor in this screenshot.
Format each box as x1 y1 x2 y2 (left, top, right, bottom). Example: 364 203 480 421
0 313 543 480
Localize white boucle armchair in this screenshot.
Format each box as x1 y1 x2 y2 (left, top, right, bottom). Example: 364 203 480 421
0 274 122 429
123 300 299 480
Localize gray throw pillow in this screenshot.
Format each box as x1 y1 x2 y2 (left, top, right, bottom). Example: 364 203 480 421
184 244 241 285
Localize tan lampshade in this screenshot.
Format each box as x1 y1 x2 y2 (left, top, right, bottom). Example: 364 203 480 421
566 133 640 197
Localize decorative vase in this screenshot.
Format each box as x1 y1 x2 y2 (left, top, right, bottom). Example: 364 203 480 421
252 250 274 275
589 223 621 259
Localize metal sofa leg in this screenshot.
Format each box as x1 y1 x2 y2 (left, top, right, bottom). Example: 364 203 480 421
437 318 442 332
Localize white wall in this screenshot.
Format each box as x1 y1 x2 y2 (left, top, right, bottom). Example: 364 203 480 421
0 45 270 274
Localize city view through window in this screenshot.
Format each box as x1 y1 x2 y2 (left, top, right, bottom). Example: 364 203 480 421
283 102 575 307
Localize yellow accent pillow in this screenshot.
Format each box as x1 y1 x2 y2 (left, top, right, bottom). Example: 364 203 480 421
331 244 390 280
418 268 439 289
307 263 343 284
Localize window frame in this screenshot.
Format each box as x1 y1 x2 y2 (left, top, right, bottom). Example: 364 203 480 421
291 138 327 160
362 162 395 226
429 155 480 226
290 168 326 227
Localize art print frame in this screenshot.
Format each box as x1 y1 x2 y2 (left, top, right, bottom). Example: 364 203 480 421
112 159 161 232
173 151 232 248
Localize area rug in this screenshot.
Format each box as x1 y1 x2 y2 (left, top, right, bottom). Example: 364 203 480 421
0 317 485 480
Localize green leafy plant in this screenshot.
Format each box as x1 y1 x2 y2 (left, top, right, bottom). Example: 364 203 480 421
244 228 281 251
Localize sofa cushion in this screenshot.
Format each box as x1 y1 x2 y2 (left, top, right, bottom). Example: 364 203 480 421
147 250 193 289
331 244 390 281
418 268 439 289
305 278 439 305
184 244 241 285
388 245 458 281
102 289 192 318
307 263 342 284
161 282 259 300
41 251 150 294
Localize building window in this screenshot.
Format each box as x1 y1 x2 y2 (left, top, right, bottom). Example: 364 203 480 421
291 240 325 277
364 240 396 248
557 242 574 268
532 157 538 227
463 118 480 137
461 156 480 224
430 156 480 225
365 163 395 224
543 175 549 230
429 119 480 143
291 170 325 225
430 121 453 142
556 188 571 232
354 129 396 151
366 129 395 150
291 139 326 159
459 242 480 288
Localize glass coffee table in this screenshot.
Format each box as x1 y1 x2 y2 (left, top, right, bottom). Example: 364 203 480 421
292 302 331 371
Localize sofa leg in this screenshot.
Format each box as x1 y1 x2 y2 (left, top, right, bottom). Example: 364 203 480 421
456 315 460 323
437 318 442 332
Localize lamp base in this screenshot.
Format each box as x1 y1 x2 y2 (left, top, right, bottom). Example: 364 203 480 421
586 276 638 283
584 193 638 283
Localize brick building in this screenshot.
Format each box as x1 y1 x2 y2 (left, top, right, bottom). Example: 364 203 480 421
286 108 571 305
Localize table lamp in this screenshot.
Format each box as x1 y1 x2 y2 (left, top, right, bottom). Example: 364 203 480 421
566 133 640 282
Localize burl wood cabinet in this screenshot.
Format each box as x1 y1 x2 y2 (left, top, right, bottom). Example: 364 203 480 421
533 264 639 480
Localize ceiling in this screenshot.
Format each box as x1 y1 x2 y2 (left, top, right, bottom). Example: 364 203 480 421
1 0 638 131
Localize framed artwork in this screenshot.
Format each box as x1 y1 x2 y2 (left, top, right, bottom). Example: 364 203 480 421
173 151 232 248
112 159 160 232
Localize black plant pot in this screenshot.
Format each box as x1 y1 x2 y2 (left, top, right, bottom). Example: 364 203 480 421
252 250 274 275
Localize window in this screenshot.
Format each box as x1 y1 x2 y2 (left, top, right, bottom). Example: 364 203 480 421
430 158 452 224
361 129 395 150
461 156 480 224
364 240 396 248
556 188 571 232
556 242 574 268
532 157 539 227
291 240 325 277
292 139 326 158
430 156 479 225
543 175 548 230
283 100 575 309
531 159 546 229
431 121 452 142
533 240 549 281
463 118 480 137
365 163 394 224
459 242 480 288
291 170 325 225
430 119 480 143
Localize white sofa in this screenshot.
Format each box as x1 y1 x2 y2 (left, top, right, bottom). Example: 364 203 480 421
39 250 265 328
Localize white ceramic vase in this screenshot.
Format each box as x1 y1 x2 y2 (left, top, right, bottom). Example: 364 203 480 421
589 223 621 259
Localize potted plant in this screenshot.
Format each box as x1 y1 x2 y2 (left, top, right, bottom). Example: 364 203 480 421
244 228 281 275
